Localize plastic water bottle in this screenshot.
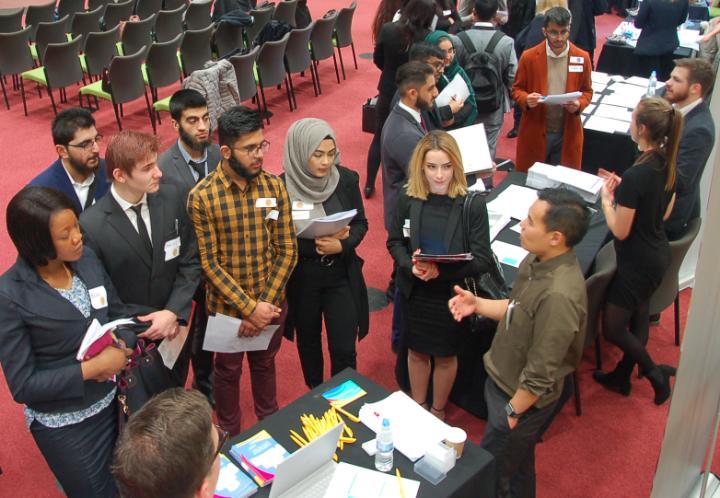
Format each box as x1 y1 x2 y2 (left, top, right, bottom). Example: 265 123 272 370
647 71 657 97
374 418 394 472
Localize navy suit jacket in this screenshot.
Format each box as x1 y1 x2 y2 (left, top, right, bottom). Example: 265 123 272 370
0 248 149 414
634 0 688 56
28 158 110 214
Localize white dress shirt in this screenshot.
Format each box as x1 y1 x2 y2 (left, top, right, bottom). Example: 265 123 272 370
62 163 95 209
110 184 152 244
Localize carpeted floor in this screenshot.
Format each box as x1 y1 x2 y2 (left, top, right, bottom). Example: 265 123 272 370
0 2 698 497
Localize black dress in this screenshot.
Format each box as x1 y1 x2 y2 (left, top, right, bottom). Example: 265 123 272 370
405 194 464 357
607 153 674 309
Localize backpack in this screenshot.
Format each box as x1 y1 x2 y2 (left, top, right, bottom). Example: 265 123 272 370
457 30 505 114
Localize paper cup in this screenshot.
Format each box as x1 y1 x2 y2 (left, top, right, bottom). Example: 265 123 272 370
445 427 467 459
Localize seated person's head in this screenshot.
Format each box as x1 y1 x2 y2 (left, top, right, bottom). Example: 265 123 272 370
409 41 446 80
520 188 590 259
406 130 467 199
52 107 102 178
665 58 715 105
474 0 498 22
169 89 211 152
113 388 223 498
396 60 438 111
217 106 267 180
106 130 161 198
536 0 568 15
6 186 81 268
543 7 572 52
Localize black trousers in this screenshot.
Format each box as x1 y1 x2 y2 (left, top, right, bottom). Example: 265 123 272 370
30 402 117 498
190 285 214 401
481 379 558 498
365 91 393 190
293 259 359 388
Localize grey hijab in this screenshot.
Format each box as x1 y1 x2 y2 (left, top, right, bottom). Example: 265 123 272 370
282 118 341 232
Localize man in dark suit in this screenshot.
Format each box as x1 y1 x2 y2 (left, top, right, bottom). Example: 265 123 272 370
80 130 201 386
29 108 109 213
662 58 716 241
569 0 608 65
381 61 438 232
158 89 221 404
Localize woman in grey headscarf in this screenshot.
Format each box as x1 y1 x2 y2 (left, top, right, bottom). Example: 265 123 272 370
281 118 369 388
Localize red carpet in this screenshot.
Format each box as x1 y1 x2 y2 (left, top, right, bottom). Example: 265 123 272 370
0 3 695 497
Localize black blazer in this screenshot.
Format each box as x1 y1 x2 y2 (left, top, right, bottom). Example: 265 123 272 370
158 141 222 199
282 166 370 340
569 0 608 51
0 248 149 414
28 158 111 214
374 21 429 98
387 190 494 299
79 183 201 323
634 0 688 56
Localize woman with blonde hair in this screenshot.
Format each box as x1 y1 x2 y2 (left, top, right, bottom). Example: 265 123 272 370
387 130 493 420
594 97 682 404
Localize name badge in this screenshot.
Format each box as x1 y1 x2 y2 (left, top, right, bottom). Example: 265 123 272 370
88 286 108 310
403 218 411 238
569 65 583 73
292 201 314 211
255 197 277 208
292 210 310 220
570 56 584 64
266 209 279 221
164 236 181 261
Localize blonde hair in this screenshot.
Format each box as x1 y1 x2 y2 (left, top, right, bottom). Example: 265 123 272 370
537 0 567 14
406 130 468 200
635 97 683 192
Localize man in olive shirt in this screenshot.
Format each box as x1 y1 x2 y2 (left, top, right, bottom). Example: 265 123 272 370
449 188 590 498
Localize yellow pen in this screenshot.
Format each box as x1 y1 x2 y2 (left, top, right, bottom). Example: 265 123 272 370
333 404 360 423
396 468 406 498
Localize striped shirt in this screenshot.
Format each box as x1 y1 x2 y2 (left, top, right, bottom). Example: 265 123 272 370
187 164 297 318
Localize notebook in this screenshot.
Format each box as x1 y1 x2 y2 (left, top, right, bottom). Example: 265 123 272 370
214 454 258 498
229 430 290 487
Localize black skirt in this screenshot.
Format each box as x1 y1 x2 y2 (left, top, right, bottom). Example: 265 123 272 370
404 279 464 357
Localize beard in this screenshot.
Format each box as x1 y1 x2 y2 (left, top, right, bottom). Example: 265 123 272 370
666 87 688 104
66 153 99 177
228 154 262 180
417 96 434 112
179 126 211 152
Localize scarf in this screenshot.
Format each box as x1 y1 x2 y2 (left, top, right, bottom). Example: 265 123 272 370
282 118 341 233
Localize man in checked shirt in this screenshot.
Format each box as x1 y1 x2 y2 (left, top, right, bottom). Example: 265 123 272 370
188 106 297 436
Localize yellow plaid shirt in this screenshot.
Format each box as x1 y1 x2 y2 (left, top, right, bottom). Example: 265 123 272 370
187 164 297 318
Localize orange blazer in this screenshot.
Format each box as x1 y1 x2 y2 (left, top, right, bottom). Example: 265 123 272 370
511 41 593 172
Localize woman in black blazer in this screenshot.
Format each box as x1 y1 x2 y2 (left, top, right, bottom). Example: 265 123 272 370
387 130 493 420
634 0 689 81
365 0 437 198
0 187 138 497
281 119 369 389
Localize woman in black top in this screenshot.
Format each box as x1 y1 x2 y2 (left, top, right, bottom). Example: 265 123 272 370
282 118 369 389
365 0 436 198
0 187 135 497
595 97 682 404
388 130 493 420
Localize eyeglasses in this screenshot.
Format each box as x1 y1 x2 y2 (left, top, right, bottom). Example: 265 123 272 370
236 140 270 156
67 134 103 151
212 424 229 463
546 29 570 38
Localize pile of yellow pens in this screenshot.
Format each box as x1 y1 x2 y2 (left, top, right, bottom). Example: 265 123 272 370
288 406 357 461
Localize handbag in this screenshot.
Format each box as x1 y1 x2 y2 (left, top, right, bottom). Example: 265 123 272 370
362 96 378 134
114 323 175 425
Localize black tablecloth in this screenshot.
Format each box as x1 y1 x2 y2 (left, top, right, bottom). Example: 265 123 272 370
596 42 694 78
223 368 496 498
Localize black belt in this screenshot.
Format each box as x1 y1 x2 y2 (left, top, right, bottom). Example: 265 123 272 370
299 254 340 267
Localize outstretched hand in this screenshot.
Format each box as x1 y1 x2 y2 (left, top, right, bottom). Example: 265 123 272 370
448 285 478 322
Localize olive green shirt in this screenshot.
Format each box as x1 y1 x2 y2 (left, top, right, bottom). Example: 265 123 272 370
483 250 587 408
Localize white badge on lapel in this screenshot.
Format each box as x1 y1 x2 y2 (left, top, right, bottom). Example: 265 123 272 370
403 219 411 238
88 286 108 309
292 201 314 211
164 237 181 261
266 209 279 221
569 65 583 73
255 197 277 208
570 56 584 64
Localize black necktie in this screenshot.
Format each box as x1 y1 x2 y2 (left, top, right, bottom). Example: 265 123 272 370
188 160 206 183
130 204 153 255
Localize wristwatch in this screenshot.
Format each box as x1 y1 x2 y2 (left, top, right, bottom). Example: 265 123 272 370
504 401 521 419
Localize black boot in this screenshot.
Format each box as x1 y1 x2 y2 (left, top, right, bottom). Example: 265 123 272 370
647 364 676 405
593 362 632 396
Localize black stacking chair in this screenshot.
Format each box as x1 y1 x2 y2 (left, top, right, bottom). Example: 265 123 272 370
185 0 213 30
72 6 104 40
103 0 135 31
24 1 56 41
179 24 213 77
0 27 35 114
256 32 292 121
334 1 358 79
284 22 316 107
155 5 186 42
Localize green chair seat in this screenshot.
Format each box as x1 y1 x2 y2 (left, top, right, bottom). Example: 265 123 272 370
21 66 47 85
79 80 111 100
153 95 171 112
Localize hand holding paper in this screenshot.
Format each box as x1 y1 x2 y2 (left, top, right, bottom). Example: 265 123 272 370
540 91 582 105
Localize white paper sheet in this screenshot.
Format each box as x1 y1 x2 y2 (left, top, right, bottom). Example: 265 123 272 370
678 28 700 51
491 240 529 268
600 92 641 108
591 93 600 103
434 73 471 108
510 222 522 234
488 210 512 242
448 122 493 174
77 317 135 361
591 71 611 84
581 104 596 115
203 313 279 353
540 91 582 105
158 325 189 369
324 462 420 498
486 184 538 221
296 209 357 239
584 115 630 133
592 82 607 93
593 104 633 122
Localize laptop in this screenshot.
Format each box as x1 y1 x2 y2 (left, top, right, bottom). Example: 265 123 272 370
269 423 344 498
